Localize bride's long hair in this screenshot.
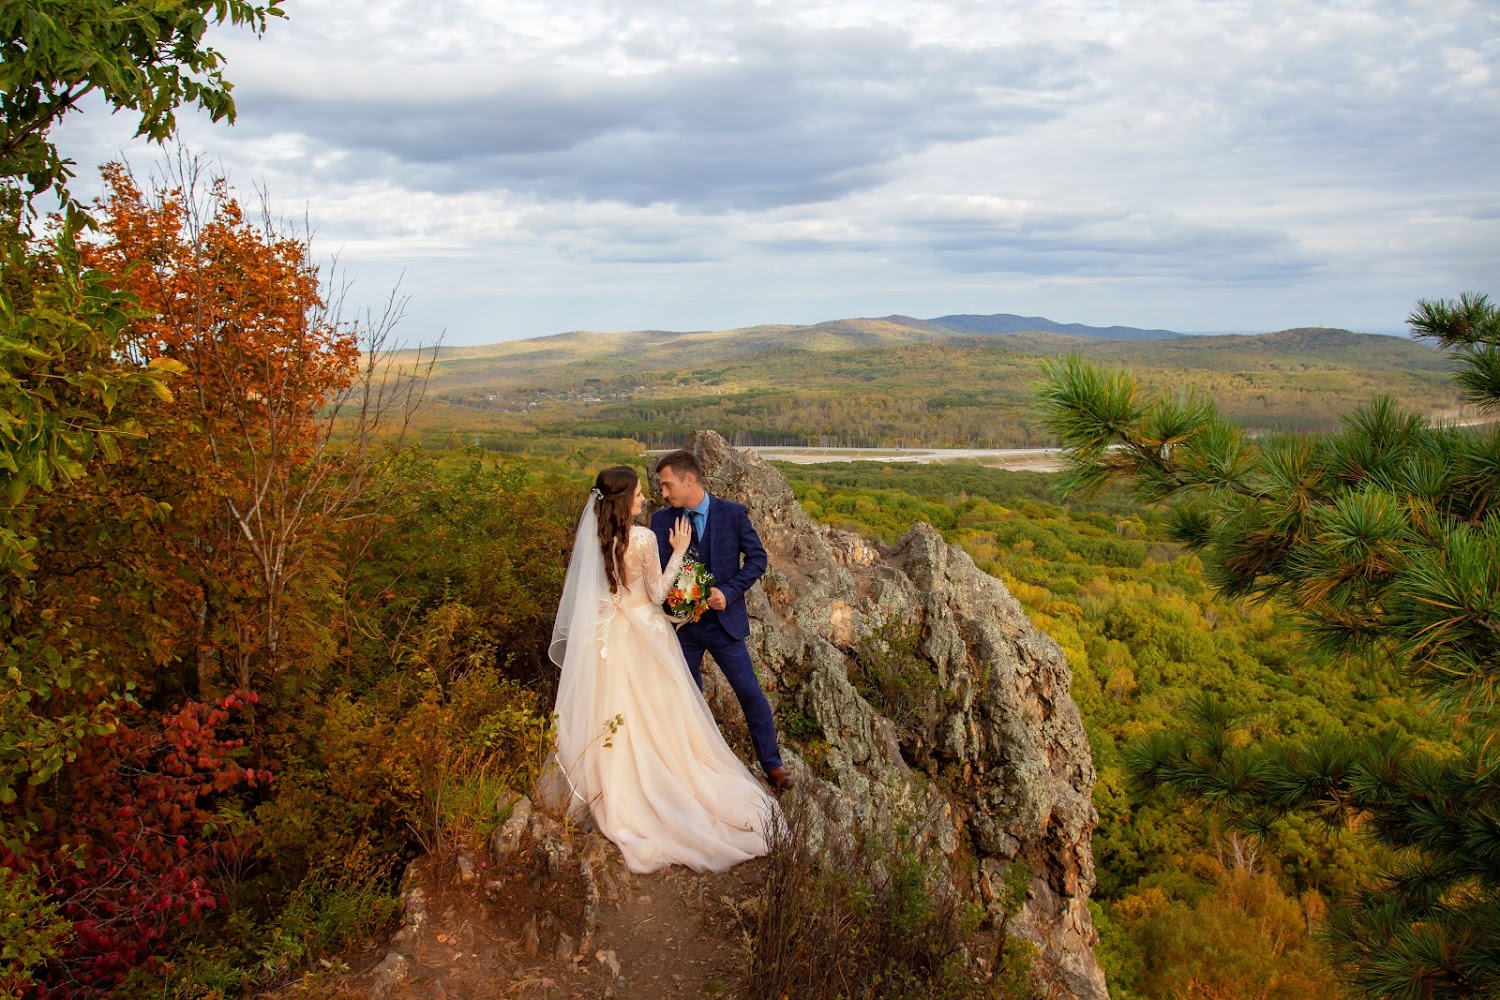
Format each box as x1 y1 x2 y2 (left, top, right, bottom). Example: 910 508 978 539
593 466 638 594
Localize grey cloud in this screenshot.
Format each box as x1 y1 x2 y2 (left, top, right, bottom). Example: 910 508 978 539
1132 5 1500 186
96 0 1492 343
519 212 729 264
756 209 1314 283
1245 84 1498 190
242 25 1083 210
925 214 1314 281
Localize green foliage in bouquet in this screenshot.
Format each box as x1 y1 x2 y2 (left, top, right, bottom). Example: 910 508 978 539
665 555 714 623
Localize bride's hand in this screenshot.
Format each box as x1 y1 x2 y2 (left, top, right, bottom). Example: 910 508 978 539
670 516 692 556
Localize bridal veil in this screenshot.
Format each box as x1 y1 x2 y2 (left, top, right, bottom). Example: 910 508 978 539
539 489 613 819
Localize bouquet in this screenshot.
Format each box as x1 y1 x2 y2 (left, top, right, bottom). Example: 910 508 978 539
665 554 715 624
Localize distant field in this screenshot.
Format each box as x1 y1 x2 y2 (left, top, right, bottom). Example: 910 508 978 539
401 318 1461 452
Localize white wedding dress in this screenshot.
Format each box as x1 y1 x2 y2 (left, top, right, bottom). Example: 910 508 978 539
545 518 778 874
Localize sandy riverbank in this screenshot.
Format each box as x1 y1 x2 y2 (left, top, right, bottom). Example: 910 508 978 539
744 446 1067 472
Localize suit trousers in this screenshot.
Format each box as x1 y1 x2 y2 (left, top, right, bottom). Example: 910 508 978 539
676 615 783 775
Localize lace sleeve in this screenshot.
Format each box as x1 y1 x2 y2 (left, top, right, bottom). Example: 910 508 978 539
636 529 684 606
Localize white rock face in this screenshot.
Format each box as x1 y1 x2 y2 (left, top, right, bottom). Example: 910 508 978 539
489 792 533 859
655 431 1108 1000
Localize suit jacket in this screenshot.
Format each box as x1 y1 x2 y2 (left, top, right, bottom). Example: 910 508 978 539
650 495 766 640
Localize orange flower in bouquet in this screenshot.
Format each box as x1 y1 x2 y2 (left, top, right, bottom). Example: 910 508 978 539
666 556 715 624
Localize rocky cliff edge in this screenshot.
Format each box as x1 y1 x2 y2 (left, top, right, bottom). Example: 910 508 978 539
667 431 1108 1000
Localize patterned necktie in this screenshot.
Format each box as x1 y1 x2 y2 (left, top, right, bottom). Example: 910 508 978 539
685 509 702 561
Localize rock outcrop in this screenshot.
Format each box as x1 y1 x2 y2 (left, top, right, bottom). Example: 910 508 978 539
653 432 1108 1000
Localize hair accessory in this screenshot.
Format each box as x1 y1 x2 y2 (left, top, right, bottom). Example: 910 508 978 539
589 487 603 500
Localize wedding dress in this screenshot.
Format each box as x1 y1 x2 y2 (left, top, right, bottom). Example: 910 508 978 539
545 506 778 874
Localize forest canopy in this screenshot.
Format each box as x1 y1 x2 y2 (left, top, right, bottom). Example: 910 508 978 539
1034 292 1500 999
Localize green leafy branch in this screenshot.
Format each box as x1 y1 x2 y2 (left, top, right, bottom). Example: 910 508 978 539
0 0 285 216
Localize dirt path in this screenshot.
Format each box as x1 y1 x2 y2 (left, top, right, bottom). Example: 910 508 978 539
576 854 764 998
334 831 766 1000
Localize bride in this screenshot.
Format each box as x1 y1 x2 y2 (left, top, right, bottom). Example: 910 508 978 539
543 465 779 873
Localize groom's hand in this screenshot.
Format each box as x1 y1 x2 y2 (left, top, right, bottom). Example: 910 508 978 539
708 587 727 611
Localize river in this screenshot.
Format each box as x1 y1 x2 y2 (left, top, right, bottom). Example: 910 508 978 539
739 446 1066 472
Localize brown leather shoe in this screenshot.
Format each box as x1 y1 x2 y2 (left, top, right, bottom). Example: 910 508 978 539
768 766 795 792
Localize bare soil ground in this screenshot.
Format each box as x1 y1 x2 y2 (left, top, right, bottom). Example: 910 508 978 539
290 671 769 1000
313 837 766 1000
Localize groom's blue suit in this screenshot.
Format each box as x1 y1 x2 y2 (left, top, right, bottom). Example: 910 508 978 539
651 496 783 775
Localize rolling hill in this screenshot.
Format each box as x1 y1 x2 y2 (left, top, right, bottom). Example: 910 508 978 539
404 317 1460 453
924 312 1183 339
427 316 957 369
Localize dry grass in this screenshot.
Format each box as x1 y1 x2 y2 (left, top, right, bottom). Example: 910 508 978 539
737 793 1010 1000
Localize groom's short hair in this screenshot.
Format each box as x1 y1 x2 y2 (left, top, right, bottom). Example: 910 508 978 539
655 449 702 482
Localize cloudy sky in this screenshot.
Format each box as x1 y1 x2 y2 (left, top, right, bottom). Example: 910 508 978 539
57 0 1500 345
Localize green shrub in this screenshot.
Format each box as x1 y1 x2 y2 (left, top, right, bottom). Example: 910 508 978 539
0 866 70 996
851 619 939 732
740 795 1019 1000
254 844 400 981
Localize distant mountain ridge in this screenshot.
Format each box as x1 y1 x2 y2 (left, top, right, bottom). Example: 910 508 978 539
428 318 1424 373
921 312 1183 340
415 318 1459 448
433 316 1419 366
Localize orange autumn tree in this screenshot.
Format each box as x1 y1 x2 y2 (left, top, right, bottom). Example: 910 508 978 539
68 161 422 699
3 159 432 995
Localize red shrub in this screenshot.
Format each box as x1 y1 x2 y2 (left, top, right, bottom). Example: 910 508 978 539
1 692 265 996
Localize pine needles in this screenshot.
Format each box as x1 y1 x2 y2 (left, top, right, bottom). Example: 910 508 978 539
1039 292 1500 998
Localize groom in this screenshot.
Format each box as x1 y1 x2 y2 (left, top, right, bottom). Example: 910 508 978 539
651 450 793 792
